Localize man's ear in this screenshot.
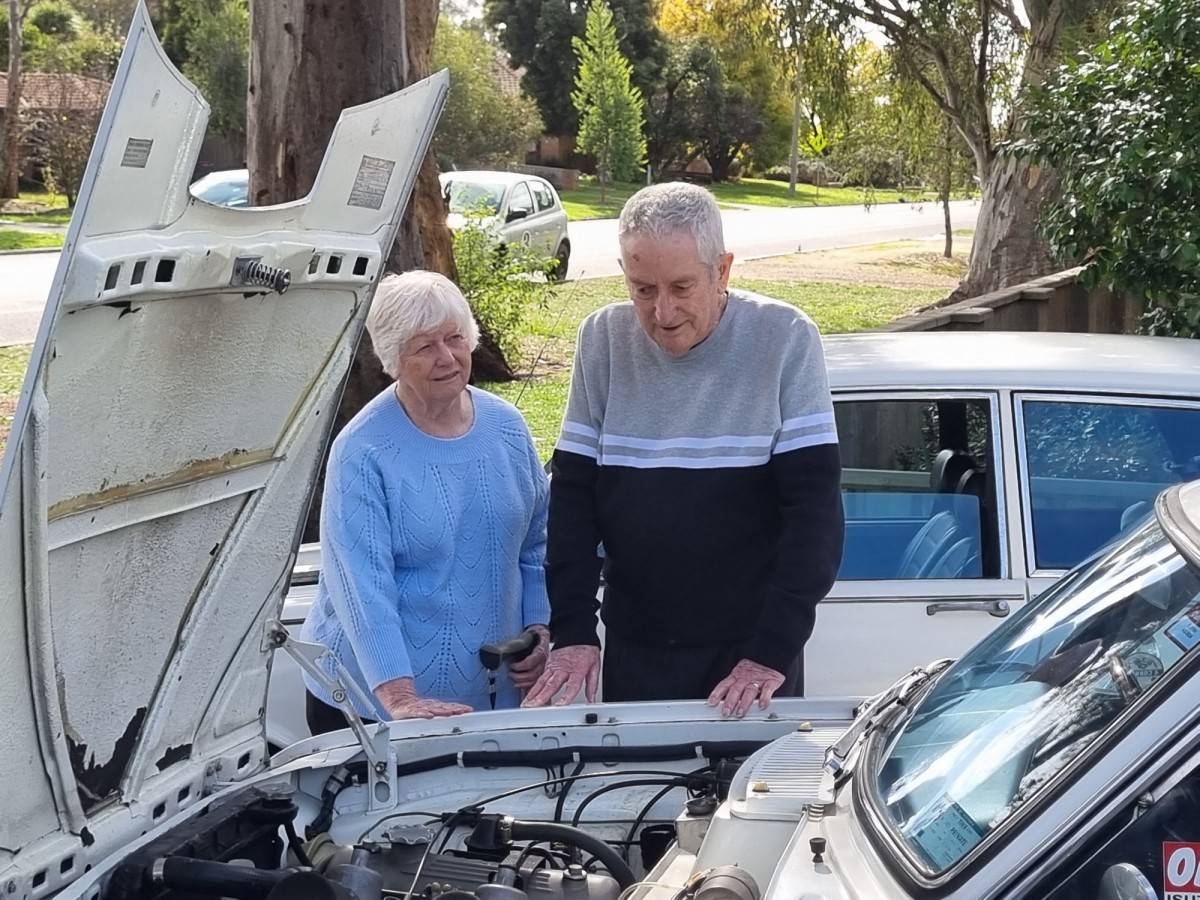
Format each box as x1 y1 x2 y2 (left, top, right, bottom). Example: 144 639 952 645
716 252 734 289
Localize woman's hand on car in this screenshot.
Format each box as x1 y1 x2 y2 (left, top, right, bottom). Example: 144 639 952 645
375 676 472 719
509 625 551 690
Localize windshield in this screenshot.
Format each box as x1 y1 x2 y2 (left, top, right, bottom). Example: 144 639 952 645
871 517 1200 874
444 180 506 215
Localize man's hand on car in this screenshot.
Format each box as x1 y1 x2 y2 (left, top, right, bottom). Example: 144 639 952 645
521 644 600 707
708 658 786 718
375 676 472 719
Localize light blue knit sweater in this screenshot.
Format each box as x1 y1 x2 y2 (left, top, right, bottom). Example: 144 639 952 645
301 385 551 717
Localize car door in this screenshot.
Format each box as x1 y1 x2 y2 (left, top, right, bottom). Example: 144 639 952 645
1015 393 1200 597
806 391 1030 697
501 180 538 252
528 178 564 254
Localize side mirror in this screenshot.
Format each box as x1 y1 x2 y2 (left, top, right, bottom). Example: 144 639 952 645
1098 863 1159 900
506 208 529 223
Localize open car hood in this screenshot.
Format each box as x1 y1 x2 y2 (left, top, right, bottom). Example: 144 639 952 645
0 3 446 869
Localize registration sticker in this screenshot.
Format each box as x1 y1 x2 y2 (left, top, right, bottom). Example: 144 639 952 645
909 799 985 869
1166 605 1200 653
1164 842 1200 898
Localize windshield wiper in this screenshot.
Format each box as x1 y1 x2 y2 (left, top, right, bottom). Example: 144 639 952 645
823 658 955 783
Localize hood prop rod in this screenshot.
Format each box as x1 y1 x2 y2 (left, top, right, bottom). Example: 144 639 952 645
267 621 398 811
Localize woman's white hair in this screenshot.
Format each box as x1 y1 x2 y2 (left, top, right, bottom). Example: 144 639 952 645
366 270 480 379
617 182 726 271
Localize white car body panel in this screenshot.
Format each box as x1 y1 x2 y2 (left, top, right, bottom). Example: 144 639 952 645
0 3 448 892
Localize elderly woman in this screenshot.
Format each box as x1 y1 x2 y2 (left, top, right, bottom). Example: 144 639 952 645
301 270 550 732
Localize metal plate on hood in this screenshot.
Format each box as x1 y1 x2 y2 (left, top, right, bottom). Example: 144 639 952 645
0 0 446 876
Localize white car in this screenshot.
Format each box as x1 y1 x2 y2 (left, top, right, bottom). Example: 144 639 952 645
440 170 571 279
267 330 1200 747
6 13 1200 900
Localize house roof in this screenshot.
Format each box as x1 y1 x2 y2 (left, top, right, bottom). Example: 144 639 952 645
0 72 110 111
491 50 523 97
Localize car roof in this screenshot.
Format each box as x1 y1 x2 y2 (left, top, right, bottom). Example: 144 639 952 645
824 331 1200 397
440 170 546 187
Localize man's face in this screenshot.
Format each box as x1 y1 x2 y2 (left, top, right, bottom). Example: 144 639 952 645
620 231 734 357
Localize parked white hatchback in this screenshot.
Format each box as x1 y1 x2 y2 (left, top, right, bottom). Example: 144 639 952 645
440 170 571 279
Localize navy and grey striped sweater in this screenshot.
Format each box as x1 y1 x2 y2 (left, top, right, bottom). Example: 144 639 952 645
546 290 845 674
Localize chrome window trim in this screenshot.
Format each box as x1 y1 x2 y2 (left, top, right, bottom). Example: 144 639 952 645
1013 392 1200 576
832 389 1009 581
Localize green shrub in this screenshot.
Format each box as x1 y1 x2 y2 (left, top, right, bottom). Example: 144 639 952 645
452 219 554 364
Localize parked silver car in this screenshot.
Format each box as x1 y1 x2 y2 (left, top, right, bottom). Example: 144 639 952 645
440 170 571 279
266 329 1200 747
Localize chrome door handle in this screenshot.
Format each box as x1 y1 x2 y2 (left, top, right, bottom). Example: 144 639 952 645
926 599 1011 617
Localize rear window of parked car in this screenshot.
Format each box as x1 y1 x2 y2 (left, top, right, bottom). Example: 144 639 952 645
1019 397 1200 570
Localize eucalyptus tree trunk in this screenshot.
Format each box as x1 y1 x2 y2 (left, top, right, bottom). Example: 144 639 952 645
1 0 25 199
247 0 512 541
953 0 1070 298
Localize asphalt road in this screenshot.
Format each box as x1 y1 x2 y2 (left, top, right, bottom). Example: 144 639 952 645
567 198 980 280
0 199 980 345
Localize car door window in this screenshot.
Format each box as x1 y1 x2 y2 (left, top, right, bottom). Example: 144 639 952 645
835 396 1000 580
531 181 556 212
1019 398 1200 572
507 182 534 219
1039 762 1200 899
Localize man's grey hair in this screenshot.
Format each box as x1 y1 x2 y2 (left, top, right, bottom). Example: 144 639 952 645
366 270 480 379
617 182 727 270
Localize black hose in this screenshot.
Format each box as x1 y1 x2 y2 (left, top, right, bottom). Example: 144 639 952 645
570 778 684 827
153 857 289 899
509 820 636 890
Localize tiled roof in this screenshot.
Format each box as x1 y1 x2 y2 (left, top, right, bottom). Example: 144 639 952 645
0 72 110 111
491 51 523 97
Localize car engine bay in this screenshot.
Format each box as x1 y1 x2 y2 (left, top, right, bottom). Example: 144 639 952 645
85 712 847 900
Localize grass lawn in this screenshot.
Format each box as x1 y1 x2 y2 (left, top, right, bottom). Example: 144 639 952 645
0 229 64 251
0 343 31 455
482 274 945 457
1 209 72 225
559 175 945 221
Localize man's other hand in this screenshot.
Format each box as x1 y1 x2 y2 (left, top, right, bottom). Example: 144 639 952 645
521 645 601 707
509 625 552 690
708 658 786 718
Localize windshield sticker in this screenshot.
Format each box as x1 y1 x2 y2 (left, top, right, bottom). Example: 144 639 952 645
908 799 985 869
347 155 395 210
1166 604 1200 653
1164 842 1200 898
120 137 153 168
1127 649 1166 692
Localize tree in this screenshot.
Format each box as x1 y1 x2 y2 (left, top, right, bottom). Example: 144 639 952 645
571 0 645 194
432 19 542 170
824 0 1110 298
484 0 664 136
1018 0 1200 337
249 0 468 543
656 0 792 175
153 0 247 158
1 0 33 198
24 71 105 203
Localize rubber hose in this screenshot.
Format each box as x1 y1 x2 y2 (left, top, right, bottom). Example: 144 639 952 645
153 857 289 899
508 820 636 890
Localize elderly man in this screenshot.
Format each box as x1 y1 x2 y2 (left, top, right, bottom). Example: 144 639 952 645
523 182 844 717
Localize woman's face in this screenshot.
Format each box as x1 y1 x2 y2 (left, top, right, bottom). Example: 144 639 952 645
397 320 473 405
